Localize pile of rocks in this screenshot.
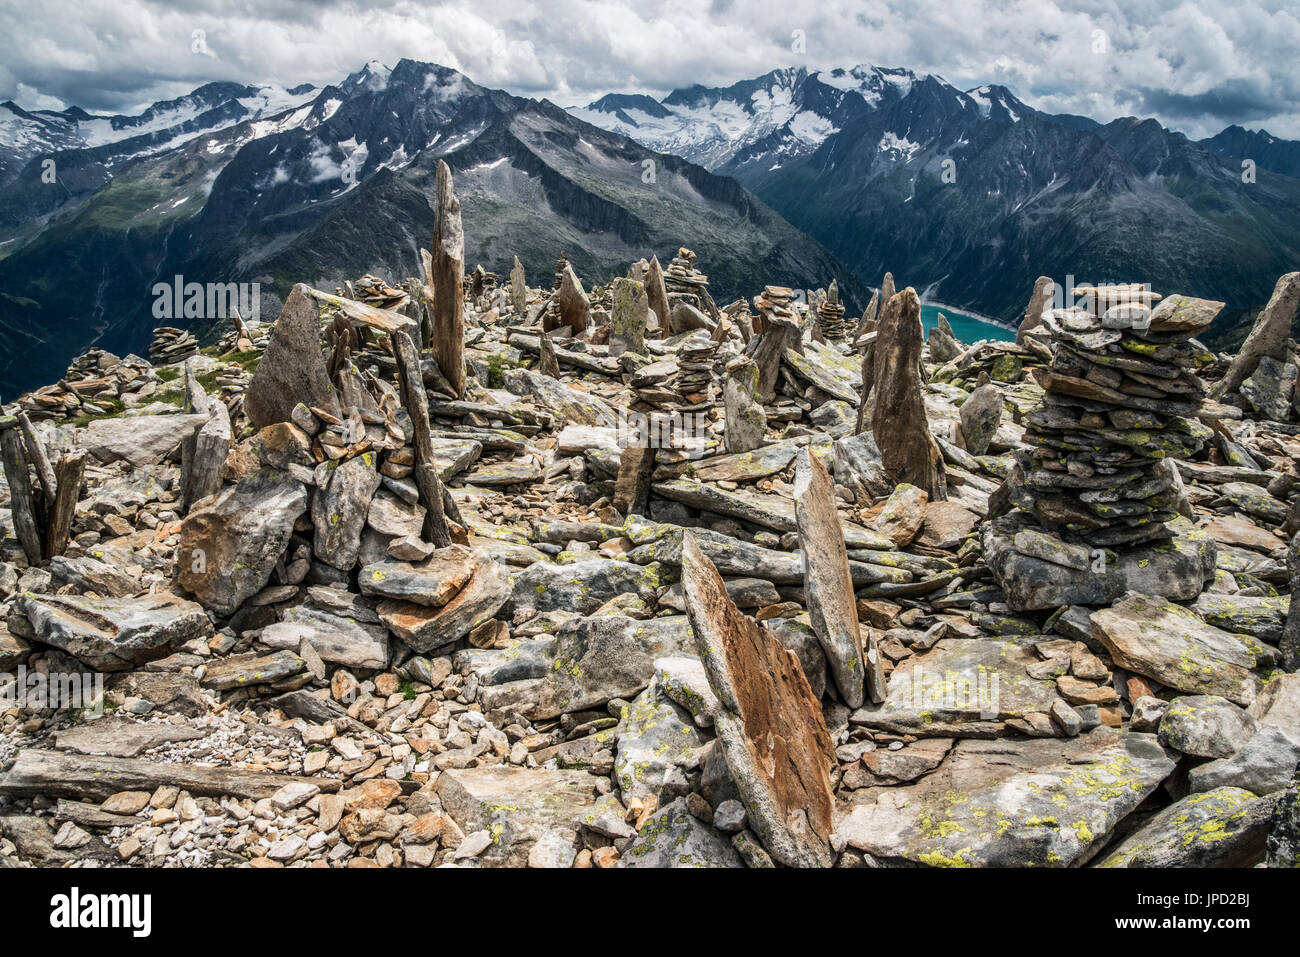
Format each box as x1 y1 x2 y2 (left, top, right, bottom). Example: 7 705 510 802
663 247 708 298
148 327 200 366
1019 286 1218 549
351 274 408 309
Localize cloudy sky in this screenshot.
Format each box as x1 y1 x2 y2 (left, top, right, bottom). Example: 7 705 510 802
2 0 1298 139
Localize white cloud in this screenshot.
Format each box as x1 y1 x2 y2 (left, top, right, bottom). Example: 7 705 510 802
0 0 1297 139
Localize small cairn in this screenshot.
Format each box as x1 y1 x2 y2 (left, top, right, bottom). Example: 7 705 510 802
815 280 850 343
148 326 200 365
754 285 797 329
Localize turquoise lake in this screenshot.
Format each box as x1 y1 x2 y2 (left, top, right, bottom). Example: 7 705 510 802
919 303 1016 343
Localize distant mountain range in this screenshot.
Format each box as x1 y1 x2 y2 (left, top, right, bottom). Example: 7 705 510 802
4 59 1298 400
0 60 861 399
573 66 1300 343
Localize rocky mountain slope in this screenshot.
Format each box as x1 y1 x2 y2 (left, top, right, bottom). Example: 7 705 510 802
575 67 1300 338
0 155 1298 865
0 60 861 401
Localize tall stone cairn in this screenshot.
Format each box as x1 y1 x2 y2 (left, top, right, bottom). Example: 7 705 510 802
1016 284 1222 549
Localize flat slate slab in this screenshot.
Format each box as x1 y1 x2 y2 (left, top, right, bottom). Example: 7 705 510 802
836 729 1176 867
0 749 339 801
850 636 1063 737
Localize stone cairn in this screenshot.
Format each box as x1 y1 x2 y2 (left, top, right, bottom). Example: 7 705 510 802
663 247 708 300
149 327 199 365
1014 284 1220 550
753 285 796 331
815 280 850 343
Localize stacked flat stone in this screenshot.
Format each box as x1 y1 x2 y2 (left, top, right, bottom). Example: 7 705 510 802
754 285 796 328
663 247 708 295
816 280 850 342
671 332 719 408
149 326 200 365
1016 285 1221 549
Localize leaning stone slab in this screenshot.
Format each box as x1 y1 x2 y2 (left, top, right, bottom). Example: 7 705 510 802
681 532 836 868
1091 593 1259 705
359 546 478 606
313 453 382 570
794 445 882 708
10 591 211 672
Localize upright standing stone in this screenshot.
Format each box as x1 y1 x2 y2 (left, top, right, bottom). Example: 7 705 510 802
245 284 339 430
1016 276 1055 345
793 447 885 707
679 533 836 868
959 372 1003 456
608 277 648 357
645 255 671 340
509 256 527 317
432 160 465 399
313 455 382 570
1216 272 1300 397
555 265 589 336
723 356 766 453
872 288 946 499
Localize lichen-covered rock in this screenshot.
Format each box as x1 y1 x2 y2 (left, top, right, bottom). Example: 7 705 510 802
312 454 382 570
176 469 308 616
436 766 601 867
1098 787 1275 868
1157 695 1257 758
614 678 701 804
1090 593 1259 705
836 730 1176 867
1188 727 1300 796
618 799 742 868
10 591 211 672
509 557 667 615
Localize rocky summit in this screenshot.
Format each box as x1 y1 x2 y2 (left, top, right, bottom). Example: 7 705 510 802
1 160 1299 870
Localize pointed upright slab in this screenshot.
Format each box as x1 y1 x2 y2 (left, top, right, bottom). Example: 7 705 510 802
793 446 885 708
432 160 465 398
680 532 836 868
872 287 946 499
645 254 671 339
